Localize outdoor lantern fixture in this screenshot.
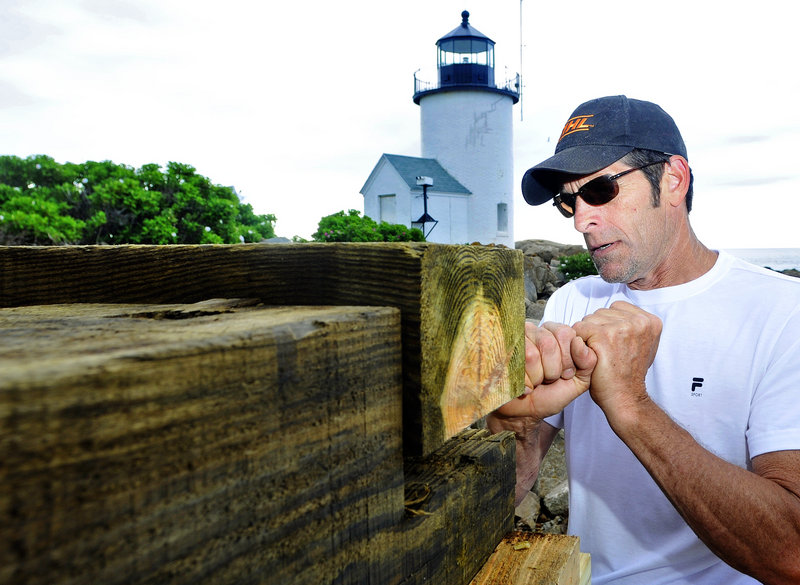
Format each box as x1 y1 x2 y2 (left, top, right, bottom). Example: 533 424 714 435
412 175 438 238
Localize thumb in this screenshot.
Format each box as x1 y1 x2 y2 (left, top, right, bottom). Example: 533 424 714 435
571 335 597 376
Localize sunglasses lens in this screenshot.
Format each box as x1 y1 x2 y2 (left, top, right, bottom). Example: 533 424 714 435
579 176 617 205
553 173 624 218
553 194 575 218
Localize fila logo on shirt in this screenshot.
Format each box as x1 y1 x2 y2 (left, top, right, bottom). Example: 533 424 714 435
690 377 704 397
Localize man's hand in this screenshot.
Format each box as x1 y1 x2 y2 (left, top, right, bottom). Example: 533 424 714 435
572 300 662 419
492 320 596 421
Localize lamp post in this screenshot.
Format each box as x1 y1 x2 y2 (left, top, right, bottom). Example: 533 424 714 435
412 176 438 239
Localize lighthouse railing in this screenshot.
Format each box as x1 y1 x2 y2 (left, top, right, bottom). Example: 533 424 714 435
413 72 520 98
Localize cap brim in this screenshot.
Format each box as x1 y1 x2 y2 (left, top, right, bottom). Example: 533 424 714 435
521 144 634 205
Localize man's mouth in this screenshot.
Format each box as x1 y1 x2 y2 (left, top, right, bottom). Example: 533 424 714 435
590 242 613 253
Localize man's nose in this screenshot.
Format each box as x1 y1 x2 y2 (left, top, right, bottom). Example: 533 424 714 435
572 196 598 233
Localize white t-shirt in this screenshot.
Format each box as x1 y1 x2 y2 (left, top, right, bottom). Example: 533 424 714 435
543 251 800 585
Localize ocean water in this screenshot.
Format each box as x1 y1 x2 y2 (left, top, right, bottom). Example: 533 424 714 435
723 248 800 272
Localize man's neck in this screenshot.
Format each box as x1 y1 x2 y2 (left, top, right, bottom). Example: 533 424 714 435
628 227 717 291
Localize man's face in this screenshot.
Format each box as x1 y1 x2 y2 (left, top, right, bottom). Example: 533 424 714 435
561 161 672 290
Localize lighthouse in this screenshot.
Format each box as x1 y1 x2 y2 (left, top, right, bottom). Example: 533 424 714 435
362 11 519 245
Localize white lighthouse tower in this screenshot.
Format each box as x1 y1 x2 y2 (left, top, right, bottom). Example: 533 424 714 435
414 10 519 245
362 11 519 245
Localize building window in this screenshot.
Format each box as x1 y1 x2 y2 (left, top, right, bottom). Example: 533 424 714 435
379 194 396 224
497 203 508 233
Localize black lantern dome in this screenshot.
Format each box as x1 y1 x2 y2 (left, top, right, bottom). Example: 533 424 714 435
437 11 495 86
413 11 519 104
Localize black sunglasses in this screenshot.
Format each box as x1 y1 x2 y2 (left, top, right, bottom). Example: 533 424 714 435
553 160 670 218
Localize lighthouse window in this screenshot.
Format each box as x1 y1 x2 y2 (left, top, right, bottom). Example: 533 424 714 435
497 203 508 234
438 39 493 67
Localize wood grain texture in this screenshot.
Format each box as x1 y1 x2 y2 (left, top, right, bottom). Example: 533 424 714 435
397 429 517 585
0 243 525 456
469 532 586 585
0 302 404 585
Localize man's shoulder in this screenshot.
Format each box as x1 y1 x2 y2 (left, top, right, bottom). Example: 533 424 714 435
724 254 800 301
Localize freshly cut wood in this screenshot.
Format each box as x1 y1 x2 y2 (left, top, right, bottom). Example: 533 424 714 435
469 532 588 585
0 243 526 456
579 553 591 585
0 302 404 585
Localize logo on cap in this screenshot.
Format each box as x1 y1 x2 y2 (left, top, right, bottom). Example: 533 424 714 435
559 114 594 141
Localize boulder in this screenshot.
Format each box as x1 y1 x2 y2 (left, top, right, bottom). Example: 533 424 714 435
514 491 541 530
543 479 570 517
525 298 547 322
523 254 559 301
515 239 586 264
516 239 586 317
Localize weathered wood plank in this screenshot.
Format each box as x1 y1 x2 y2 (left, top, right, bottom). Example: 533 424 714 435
469 532 588 585
397 429 517 585
0 302 404 585
0 243 525 456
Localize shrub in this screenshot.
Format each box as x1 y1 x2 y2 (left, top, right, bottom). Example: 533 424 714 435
559 251 598 281
312 209 424 243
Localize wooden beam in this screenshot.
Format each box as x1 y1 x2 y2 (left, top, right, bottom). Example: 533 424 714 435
0 302 405 585
469 532 589 585
397 429 517 585
0 243 525 456
1 302 519 584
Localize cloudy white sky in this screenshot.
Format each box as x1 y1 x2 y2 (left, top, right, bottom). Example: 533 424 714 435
2 0 798 248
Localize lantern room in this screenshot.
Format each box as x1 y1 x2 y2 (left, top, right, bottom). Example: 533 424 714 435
437 11 495 87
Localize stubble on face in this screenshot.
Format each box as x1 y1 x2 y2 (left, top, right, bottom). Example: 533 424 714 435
591 248 643 284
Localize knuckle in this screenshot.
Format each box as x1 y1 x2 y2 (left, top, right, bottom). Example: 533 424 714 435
536 331 559 355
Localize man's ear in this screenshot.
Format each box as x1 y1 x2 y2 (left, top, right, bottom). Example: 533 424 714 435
663 155 691 208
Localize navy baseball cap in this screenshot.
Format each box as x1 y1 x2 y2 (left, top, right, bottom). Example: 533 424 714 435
521 95 688 205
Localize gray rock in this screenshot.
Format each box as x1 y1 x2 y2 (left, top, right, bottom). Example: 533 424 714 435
525 299 547 323
539 516 568 535
533 429 566 497
516 239 585 307
515 491 541 529
515 239 586 264
543 479 570 517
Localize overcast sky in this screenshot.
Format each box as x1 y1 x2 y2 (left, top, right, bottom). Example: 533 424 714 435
2 0 798 248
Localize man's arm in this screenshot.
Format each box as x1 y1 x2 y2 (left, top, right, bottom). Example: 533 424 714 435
615 397 800 583
575 300 800 584
486 408 560 504
487 320 596 505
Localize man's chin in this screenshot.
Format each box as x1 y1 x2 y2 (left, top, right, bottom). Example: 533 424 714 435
595 260 634 284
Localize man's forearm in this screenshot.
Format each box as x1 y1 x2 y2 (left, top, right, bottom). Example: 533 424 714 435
486 414 559 505
610 395 800 584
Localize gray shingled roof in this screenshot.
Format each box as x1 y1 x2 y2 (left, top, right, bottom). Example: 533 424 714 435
382 154 471 194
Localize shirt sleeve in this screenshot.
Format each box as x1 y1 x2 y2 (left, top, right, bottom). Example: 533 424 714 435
747 313 800 458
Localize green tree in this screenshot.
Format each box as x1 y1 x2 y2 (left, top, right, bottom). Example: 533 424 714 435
0 155 277 245
312 209 424 243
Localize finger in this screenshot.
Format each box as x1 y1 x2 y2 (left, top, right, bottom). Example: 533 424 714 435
529 325 565 383
570 335 597 373
524 323 545 388
541 321 578 379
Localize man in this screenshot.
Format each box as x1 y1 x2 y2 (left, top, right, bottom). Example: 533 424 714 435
487 95 800 584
